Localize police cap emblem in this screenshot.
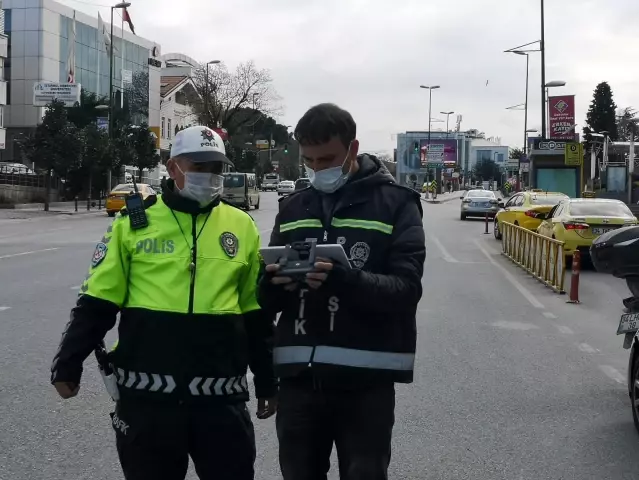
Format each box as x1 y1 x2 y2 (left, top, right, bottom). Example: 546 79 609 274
91 242 108 268
220 232 239 258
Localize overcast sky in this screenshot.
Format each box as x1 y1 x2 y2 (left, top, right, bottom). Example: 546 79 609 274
62 0 639 154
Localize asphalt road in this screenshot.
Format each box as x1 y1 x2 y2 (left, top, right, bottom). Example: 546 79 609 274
1 192 639 479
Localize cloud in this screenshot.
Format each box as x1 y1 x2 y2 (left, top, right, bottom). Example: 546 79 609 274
61 0 639 153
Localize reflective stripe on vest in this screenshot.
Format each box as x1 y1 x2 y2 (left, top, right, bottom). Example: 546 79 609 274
115 369 249 396
280 219 323 232
274 345 414 371
331 218 393 235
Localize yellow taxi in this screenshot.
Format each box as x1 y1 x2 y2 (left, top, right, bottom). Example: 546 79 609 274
493 191 568 240
106 183 156 217
536 198 638 257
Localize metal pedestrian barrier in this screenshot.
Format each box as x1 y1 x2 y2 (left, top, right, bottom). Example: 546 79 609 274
501 222 566 294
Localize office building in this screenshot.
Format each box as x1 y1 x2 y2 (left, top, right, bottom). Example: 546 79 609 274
2 0 161 161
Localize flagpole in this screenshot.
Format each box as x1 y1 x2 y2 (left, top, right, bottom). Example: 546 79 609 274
120 14 124 108
96 14 100 96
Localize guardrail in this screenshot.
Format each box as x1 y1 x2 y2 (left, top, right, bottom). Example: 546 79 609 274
501 221 566 294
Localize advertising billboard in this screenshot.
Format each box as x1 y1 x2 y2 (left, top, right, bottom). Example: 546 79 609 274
33 82 81 107
419 139 457 167
548 95 576 140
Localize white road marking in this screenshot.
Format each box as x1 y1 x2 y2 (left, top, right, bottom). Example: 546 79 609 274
259 228 273 235
599 365 625 384
542 311 557 319
578 343 599 354
0 306 11 312
491 320 539 331
474 240 545 309
70 285 81 290
428 234 459 263
556 325 574 334
0 247 59 260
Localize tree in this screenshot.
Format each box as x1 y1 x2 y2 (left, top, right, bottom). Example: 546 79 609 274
617 107 639 142
509 147 525 160
67 90 109 129
472 158 500 182
122 123 160 182
81 122 112 196
190 60 281 135
16 101 84 210
584 82 618 153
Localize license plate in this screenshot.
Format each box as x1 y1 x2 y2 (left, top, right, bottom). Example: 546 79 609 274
617 312 639 335
592 227 613 235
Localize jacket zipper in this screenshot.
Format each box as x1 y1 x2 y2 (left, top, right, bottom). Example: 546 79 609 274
188 214 197 314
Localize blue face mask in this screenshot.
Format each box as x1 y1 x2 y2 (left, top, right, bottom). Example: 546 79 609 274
305 146 353 194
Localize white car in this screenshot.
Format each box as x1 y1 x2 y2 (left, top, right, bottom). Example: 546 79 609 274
277 180 295 196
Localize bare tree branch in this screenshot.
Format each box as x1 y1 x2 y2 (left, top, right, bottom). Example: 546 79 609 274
189 60 282 134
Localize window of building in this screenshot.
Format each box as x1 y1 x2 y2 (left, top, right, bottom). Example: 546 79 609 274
0 106 5 127
167 119 172 139
497 153 504 163
161 117 165 138
476 150 492 163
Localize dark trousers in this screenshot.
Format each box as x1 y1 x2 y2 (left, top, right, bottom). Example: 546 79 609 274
276 379 395 480
111 399 256 480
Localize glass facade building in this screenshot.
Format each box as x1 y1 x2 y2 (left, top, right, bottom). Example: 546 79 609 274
2 0 161 161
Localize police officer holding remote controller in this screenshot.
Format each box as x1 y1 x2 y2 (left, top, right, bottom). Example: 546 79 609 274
259 103 426 480
50 126 277 480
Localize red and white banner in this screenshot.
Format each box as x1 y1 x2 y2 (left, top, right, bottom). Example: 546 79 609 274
548 95 575 139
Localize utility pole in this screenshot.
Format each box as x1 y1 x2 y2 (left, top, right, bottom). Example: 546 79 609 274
540 0 547 138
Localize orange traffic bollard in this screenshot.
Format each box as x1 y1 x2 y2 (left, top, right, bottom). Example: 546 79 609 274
484 212 490 234
567 250 581 304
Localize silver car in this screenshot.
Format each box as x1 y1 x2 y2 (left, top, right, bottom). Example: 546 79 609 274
460 189 501 220
277 180 295 196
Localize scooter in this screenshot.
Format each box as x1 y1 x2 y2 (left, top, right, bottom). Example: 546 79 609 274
591 226 639 433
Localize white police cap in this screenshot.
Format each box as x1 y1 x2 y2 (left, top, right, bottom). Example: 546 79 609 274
169 126 233 165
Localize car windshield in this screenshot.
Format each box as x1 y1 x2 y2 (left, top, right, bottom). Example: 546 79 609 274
467 190 495 198
569 201 633 217
530 194 567 205
223 174 245 188
112 184 136 193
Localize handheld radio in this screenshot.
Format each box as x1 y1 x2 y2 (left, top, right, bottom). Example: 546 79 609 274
125 173 149 230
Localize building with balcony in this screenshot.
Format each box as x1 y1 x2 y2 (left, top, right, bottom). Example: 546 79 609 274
159 53 199 161
1 0 162 163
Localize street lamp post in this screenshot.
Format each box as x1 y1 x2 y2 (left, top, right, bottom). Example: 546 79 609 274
204 60 221 128
441 111 454 137
108 2 131 194
420 85 440 185
505 43 540 190
541 0 547 138
544 80 567 138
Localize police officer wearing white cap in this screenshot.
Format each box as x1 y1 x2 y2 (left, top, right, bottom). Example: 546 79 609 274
51 125 277 480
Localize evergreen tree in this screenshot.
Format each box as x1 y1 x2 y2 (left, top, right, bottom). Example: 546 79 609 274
584 82 618 153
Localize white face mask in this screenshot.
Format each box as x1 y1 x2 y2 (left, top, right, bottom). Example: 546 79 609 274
175 164 224 206
305 143 354 194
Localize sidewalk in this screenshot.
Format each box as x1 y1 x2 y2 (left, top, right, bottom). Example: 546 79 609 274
0 201 108 219
420 191 460 204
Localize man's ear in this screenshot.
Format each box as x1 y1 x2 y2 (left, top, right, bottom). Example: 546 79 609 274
166 158 176 178
350 139 360 158
347 139 360 173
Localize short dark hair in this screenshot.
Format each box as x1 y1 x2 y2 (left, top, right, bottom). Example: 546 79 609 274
294 103 356 148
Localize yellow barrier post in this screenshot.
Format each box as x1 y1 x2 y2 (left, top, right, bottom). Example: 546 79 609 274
500 222 566 294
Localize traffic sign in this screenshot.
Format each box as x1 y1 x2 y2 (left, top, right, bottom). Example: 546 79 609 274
565 142 583 166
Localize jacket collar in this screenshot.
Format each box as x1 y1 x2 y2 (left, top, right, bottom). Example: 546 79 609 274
161 178 220 215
